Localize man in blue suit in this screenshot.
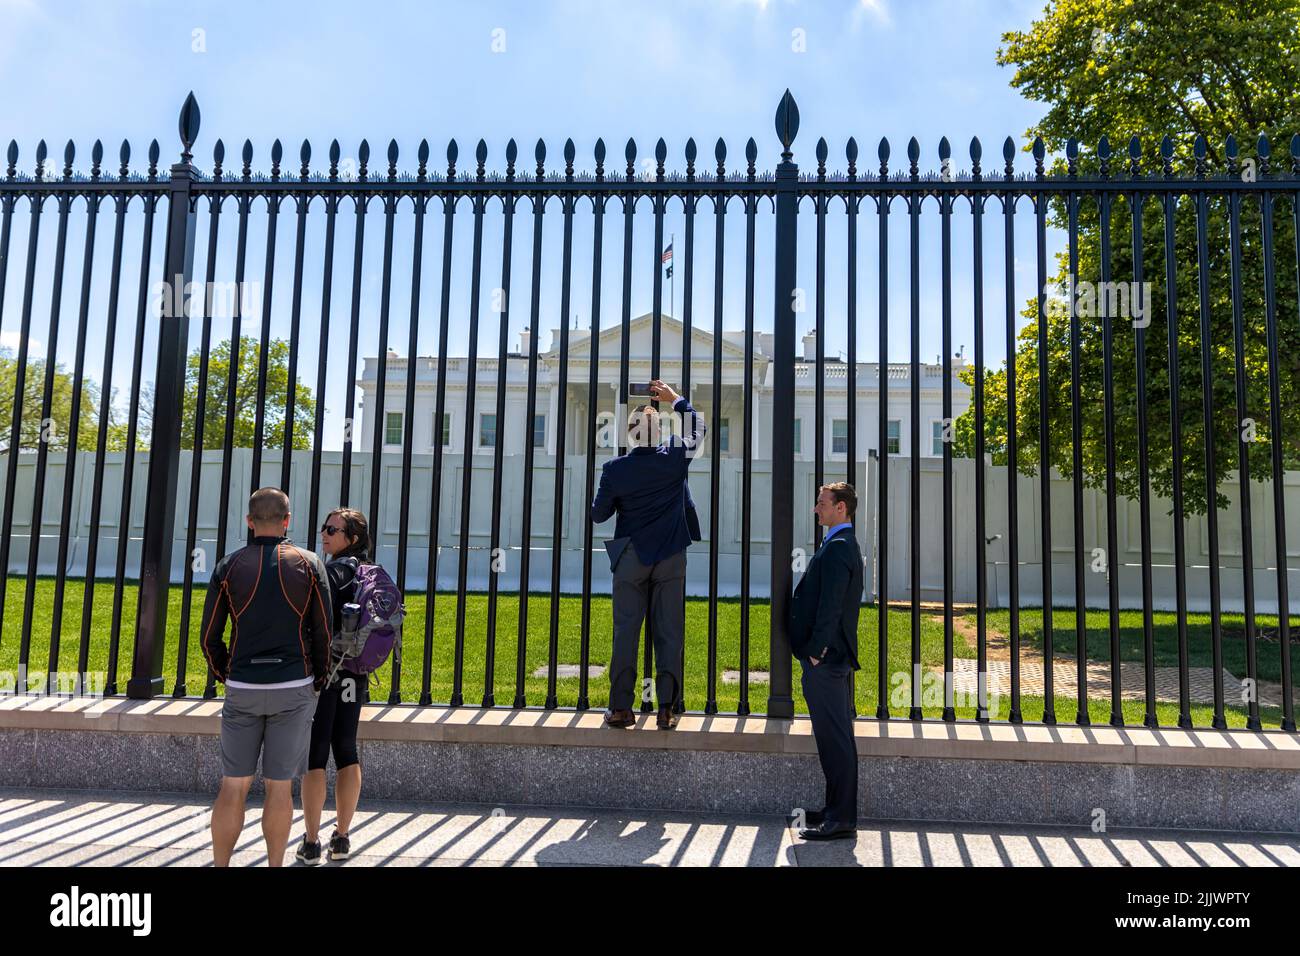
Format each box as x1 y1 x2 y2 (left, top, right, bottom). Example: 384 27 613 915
788 481 863 840
591 379 706 730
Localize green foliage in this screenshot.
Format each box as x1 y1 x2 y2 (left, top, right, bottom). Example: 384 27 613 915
953 0 1300 514
182 337 318 451
0 348 104 452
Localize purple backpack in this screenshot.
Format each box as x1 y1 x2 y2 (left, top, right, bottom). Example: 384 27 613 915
331 563 404 679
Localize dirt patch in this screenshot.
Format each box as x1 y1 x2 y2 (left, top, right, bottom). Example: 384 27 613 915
927 613 1041 664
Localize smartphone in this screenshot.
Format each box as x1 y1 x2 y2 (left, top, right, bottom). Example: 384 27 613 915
629 382 654 397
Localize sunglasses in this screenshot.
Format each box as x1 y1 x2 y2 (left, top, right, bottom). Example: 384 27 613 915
320 523 343 536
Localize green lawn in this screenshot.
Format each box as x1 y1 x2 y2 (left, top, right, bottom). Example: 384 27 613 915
1 576 1293 729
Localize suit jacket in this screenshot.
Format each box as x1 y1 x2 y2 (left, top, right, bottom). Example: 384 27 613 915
788 524 863 669
590 396 706 566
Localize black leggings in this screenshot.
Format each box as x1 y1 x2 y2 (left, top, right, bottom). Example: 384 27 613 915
307 669 367 771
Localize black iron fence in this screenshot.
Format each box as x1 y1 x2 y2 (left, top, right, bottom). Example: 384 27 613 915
0 90 1296 731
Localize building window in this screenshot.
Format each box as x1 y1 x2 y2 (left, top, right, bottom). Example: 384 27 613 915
385 411 403 446
533 414 546 448
887 419 900 455
832 419 848 455
931 420 946 456
479 413 497 449
793 418 802 454
718 418 730 453
433 413 451 449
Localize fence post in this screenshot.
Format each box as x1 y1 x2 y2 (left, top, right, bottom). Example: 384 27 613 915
767 90 799 719
128 93 200 698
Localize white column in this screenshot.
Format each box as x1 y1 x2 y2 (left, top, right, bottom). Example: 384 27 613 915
546 384 559 455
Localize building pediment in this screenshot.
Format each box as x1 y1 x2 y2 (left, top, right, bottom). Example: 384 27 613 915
543 312 752 362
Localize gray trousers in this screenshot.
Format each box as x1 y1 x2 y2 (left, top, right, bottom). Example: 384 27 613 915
608 547 686 711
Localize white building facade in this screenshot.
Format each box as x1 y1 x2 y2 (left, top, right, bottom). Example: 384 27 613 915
356 312 972 461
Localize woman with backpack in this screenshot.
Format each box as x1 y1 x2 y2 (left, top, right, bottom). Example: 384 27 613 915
296 507 380 865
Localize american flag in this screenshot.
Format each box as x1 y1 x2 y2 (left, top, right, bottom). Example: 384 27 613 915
661 242 673 264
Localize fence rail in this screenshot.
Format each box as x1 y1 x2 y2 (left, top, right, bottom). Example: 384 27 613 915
0 90 1297 731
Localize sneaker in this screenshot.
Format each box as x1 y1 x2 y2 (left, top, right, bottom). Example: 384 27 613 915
327 829 351 862
296 837 323 866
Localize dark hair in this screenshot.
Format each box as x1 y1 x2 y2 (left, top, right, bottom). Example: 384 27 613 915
326 508 370 563
819 481 857 518
249 487 289 523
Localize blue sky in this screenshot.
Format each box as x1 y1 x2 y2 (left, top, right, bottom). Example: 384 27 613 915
0 0 1065 446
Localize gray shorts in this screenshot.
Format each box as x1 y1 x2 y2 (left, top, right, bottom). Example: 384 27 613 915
220 682 319 780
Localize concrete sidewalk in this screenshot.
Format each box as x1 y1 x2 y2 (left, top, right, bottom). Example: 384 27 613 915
1 787 1298 867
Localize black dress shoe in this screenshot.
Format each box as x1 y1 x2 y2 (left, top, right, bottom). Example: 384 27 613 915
656 705 679 729
604 708 635 728
798 821 856 841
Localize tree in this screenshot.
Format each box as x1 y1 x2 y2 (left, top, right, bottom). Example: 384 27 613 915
181 337 318 450
953 0 1300 513
0 349 104 452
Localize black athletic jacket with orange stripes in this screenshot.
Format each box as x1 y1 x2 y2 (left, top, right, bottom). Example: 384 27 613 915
200 534 333 688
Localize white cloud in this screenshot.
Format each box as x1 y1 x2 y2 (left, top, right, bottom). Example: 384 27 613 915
0 329 43 356
858 0 892 26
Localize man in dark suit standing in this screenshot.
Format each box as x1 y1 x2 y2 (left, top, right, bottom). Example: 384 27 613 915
591 379 706 730
788 481 863 841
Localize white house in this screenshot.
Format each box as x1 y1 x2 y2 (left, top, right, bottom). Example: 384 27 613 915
356 312 972 460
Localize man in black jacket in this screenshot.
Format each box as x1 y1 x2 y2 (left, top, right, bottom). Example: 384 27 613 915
591 379 706 729
788 481 863 841
200 487 333 866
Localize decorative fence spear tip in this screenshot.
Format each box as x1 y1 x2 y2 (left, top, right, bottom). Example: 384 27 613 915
179 91 200 160
775 89 799 153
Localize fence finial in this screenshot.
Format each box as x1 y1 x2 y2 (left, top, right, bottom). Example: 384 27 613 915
91 139 103 180
775 89 799 162
1002 135 1015 179
684 137 696 181
213 139 225 180
178 91 200 164
1032 136 1045 178
847 136 858 180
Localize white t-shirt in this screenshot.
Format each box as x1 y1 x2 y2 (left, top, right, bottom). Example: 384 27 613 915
226 675 315 690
